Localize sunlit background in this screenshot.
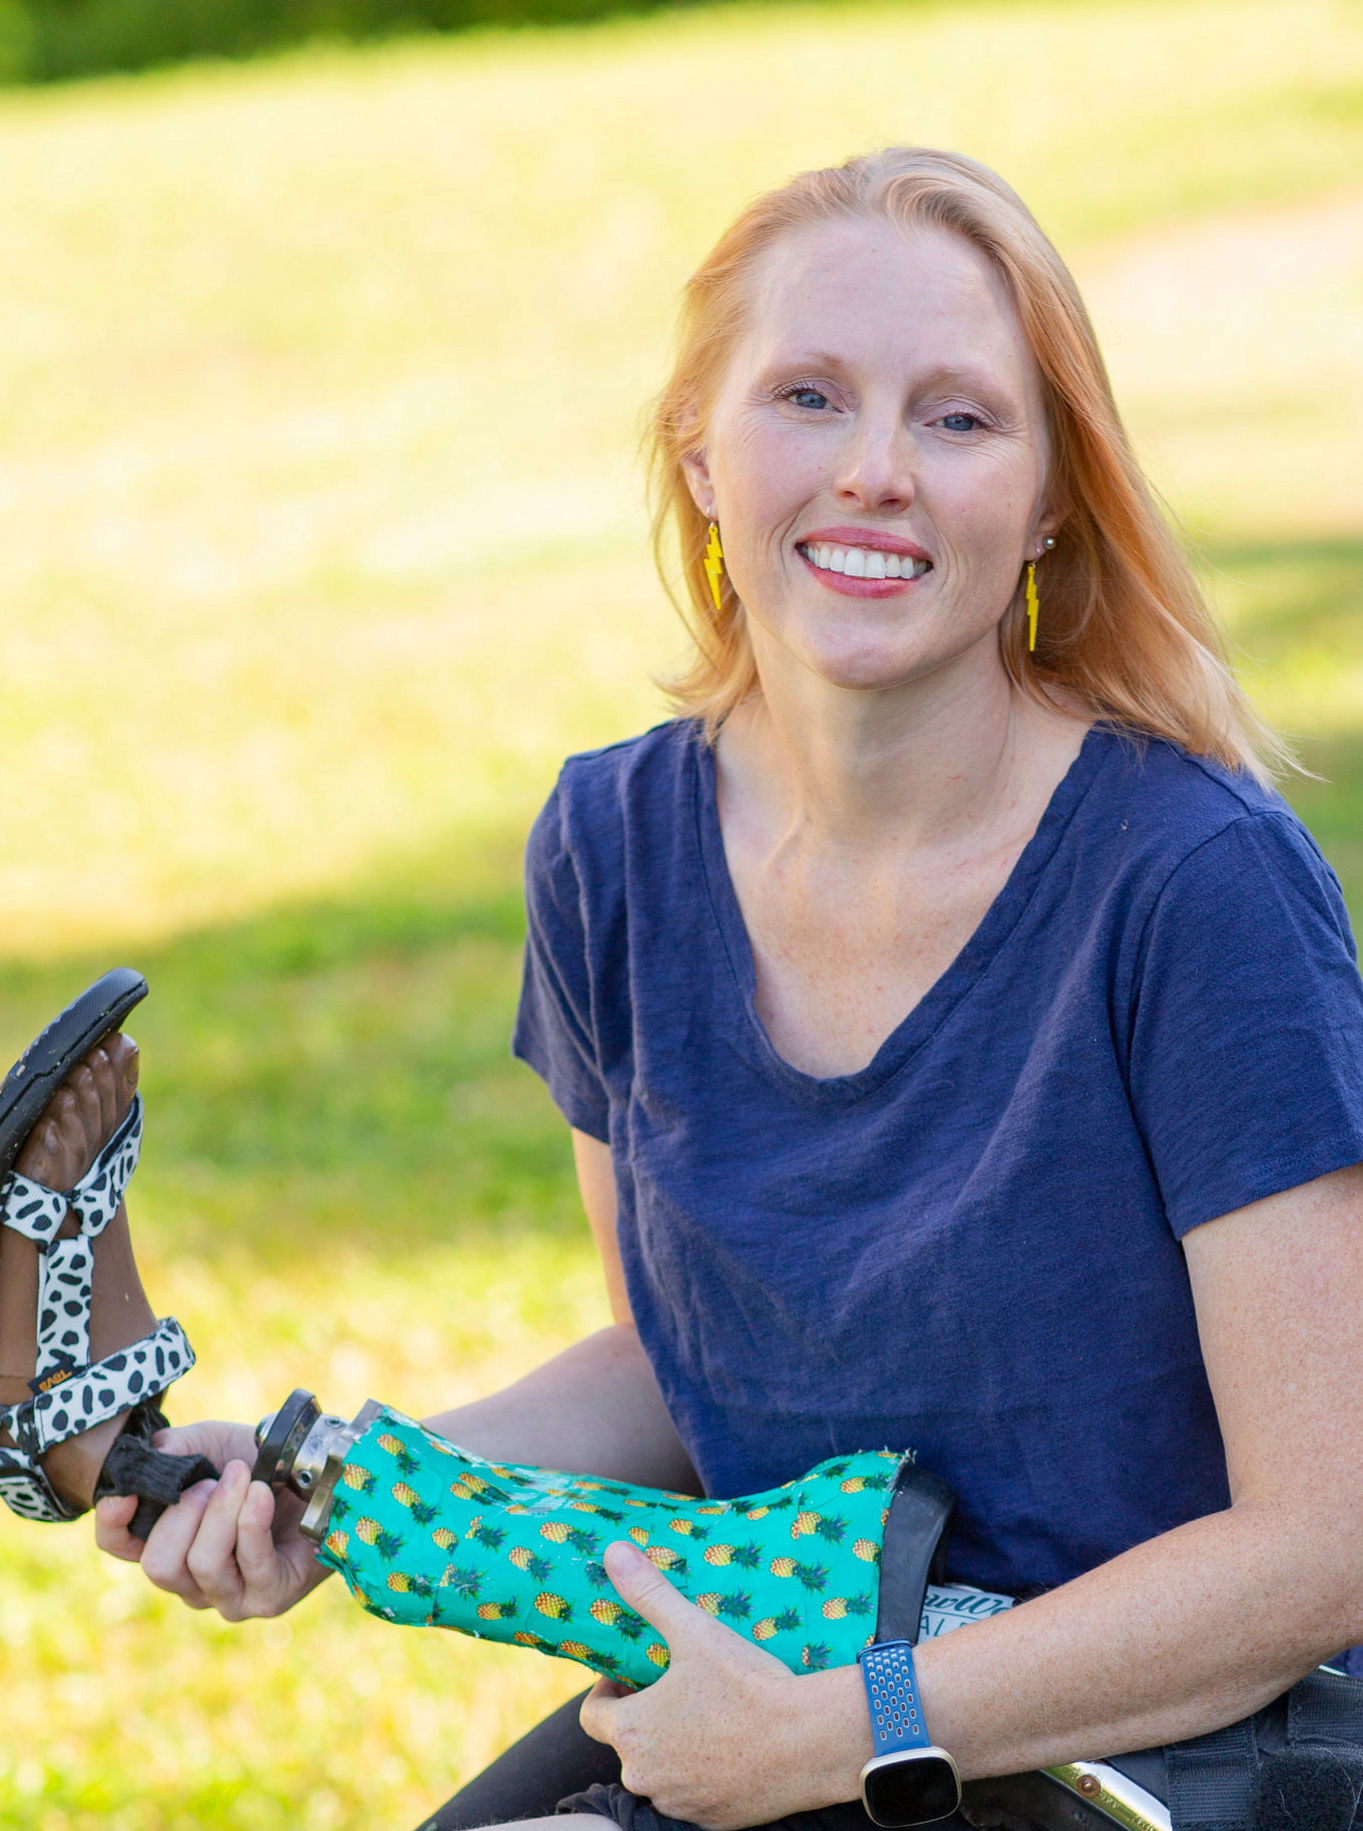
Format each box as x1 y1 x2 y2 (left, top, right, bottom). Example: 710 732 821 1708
1 1 1361 1824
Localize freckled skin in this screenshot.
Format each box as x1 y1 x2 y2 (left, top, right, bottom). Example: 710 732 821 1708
687 218 1054 697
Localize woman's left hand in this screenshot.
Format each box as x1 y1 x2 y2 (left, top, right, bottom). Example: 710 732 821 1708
579 1540 863 1830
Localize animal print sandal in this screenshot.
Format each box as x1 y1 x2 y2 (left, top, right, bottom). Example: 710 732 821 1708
253 1390 1015 1685
0 970 208 1529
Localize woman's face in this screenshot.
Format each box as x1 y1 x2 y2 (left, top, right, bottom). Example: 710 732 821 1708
685 217 1061 697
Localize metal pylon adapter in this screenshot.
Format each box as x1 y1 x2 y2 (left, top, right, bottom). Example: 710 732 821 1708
251 1387 380 1545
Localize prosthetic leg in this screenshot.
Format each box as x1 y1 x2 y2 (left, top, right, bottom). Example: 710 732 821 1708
252 1387 998 1685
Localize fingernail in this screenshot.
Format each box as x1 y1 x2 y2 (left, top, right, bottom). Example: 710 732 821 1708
605 1540 647 1577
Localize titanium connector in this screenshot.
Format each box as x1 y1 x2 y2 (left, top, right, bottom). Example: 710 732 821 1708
251 1387 381 1545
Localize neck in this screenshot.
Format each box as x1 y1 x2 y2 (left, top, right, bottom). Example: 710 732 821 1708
719 633 1048 860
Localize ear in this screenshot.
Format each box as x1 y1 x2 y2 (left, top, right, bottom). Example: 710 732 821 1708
675 399 717 521
1032 476 1070 553
680 443 717 522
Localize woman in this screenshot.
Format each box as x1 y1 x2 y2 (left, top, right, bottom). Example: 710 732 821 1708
88 147 1363 1831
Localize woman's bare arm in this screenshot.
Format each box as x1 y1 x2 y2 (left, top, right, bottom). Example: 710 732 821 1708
422 1320 694 1490
580 1163 1363 1829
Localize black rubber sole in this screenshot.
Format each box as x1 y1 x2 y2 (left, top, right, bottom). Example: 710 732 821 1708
0 968 149 1179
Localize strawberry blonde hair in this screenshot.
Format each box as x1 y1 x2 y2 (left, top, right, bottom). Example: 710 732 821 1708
647 147 1286 778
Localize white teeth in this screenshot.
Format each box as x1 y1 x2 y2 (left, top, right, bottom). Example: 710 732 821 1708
801 542 927 580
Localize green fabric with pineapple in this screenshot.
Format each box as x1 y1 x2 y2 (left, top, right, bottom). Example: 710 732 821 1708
317 1406 904 1686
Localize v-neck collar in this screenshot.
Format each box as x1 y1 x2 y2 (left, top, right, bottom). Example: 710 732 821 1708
691 720 1109 1105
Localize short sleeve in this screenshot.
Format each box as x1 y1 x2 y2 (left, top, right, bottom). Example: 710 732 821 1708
1130 811 1363 1236
511 783 611 1142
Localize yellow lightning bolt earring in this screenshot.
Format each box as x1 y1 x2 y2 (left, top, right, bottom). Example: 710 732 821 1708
703 521 725 614
1025 563 1039 653
1027 536 1056 654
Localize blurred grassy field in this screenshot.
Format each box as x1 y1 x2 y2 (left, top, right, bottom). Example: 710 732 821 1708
1 0 1362 1824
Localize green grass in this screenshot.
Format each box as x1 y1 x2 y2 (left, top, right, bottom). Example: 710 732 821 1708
1 0 1362 1824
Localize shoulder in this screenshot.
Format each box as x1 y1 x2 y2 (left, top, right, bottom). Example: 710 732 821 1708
1106 735 1363 1237
1090 724 1294 842
1075 730 1360 1030
525 717 702 898
554 718 699 815
1087 726 1342 912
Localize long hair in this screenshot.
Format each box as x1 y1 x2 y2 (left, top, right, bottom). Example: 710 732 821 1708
645 147 1287 778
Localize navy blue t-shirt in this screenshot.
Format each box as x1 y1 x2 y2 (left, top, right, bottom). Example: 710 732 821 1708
512 719 1363 1602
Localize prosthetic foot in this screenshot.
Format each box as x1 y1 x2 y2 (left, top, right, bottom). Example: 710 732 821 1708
0 971 211 1531
252 1389 1002 1687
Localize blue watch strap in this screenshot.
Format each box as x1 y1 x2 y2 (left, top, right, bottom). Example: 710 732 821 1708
858 1640 930 1754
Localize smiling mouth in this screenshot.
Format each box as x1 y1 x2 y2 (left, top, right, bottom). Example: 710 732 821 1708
796 542 932 581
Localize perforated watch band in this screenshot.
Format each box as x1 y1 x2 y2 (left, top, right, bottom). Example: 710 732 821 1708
859 1640 931 1754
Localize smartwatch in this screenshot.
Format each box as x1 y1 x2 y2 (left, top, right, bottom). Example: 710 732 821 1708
857 1640 962 1827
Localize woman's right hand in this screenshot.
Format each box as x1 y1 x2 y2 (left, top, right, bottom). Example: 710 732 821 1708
94 1420 331 1620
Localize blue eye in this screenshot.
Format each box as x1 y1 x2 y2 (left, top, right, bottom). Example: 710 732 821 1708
783 386 831 411
941 412 980 432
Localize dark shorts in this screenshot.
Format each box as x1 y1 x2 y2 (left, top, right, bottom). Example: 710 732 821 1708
412 1691 947 1831
558 1780 887 1831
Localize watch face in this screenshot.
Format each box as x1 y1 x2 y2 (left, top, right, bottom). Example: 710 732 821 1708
862 1751 962 1827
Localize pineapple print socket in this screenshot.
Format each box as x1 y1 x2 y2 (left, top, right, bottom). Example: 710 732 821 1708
316 1408 924 1687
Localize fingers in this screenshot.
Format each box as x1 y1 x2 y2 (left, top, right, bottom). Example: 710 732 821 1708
94 1421 236 1565
234 1479 284 1590
578 1541 719 1751
579 1674 631 1745
169 1462 305 1621
183 1461 257 1614
93 1491 143 1562
115 1476 220 1606
133 1462 254 1615
151 1417 260 1470
94 1439 314 1623
603 1539 708 1650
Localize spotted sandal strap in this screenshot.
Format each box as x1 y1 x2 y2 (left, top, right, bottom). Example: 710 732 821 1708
0 1094 143 1381
0 1316 196 1522
0 1441 72 1520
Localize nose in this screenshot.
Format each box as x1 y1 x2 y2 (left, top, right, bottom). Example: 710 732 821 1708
832 409 917 514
